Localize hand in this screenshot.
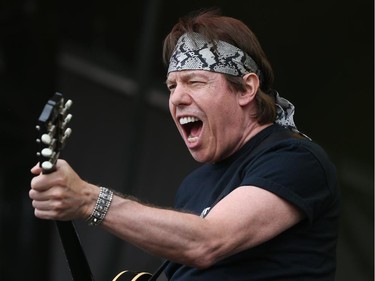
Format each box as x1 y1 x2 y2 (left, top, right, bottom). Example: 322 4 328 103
29 159 98 221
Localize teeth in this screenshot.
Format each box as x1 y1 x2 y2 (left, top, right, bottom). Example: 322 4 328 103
179 116 199 125
188 136 199 143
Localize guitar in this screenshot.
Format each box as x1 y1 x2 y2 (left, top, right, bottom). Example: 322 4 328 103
112 271 152 281
36 92 154 281
36 92 95 281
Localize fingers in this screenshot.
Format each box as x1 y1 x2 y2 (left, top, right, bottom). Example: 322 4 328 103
29 159 84 221
30 160 64 219
31 163 42 175
29 183 71 220
31 193 52 219
30 159 67 191
30 172 52 192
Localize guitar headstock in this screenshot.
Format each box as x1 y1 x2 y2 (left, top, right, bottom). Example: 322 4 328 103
36 92 73 174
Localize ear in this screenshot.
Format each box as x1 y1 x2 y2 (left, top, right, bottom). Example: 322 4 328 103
237 73 260 106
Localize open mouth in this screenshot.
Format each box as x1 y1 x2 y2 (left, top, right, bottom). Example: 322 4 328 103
179 116 203 143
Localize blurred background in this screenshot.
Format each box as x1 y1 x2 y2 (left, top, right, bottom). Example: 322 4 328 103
0 0 373 280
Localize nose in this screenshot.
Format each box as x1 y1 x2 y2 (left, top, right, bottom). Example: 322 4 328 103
169 84 192 106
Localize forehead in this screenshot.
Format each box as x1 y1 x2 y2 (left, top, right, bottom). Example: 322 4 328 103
166 70 221 83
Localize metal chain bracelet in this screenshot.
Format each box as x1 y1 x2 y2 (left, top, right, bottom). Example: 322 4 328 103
86 186 114 226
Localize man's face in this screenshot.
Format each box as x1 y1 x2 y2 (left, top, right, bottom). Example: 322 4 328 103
167 70 247 163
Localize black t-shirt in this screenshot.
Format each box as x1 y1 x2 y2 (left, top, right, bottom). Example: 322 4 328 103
165 124 340 281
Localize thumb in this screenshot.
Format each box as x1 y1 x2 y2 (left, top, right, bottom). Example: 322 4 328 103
31 163 42 175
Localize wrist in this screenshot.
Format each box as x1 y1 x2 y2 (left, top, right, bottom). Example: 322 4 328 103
86 186 114 226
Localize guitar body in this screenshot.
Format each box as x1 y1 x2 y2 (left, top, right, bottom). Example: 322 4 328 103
112 270 153 281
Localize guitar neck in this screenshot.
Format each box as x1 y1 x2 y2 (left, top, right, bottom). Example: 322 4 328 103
55 221 95 281
36 93 94 281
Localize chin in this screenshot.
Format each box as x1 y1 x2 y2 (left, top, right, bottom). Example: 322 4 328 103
190 151 218 164
189 152 207 163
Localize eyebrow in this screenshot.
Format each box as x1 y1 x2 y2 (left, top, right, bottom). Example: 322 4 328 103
166 71 210 85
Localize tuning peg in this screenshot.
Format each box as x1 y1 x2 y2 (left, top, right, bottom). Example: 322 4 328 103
61 99 73 116
41 134 52 145
61 128 72 147
65 99 73 109
65 113 72 123
63 114 73 128
41 161 54 171
64 127 72 137
41 148 53 157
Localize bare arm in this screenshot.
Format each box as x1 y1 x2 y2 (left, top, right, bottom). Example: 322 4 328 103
102 185 303 268
30 160 303 268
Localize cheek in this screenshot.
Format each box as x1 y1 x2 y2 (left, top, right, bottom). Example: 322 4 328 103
208 108 240 142
208 99 237 122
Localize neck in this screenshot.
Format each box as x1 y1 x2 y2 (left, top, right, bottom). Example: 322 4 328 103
241 122 273 147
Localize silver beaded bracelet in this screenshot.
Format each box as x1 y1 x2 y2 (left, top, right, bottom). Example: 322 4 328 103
86 186 114 226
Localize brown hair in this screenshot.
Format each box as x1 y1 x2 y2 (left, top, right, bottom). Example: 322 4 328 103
163 8 276 124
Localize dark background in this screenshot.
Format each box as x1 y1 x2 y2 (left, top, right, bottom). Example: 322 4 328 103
0 0 373 280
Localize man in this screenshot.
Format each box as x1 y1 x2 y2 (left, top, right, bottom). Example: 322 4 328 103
30 9 340 281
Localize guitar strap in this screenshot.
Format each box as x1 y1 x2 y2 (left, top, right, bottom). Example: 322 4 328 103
148 126 308 280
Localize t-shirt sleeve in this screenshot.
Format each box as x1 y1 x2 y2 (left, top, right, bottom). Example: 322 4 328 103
241 140 336 223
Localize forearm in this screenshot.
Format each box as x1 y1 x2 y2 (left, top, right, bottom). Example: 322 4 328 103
100 195 213 267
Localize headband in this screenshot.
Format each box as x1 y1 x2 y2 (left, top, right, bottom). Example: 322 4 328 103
268 90 310 140
167 32 263 80
168 33 310 140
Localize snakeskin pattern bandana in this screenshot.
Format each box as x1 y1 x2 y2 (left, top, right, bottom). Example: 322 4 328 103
271 90 311 140
168 33 309 139
167 32 263 80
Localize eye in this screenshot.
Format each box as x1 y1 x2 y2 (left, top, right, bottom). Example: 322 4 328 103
166 83 176 92
189 80 205 86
